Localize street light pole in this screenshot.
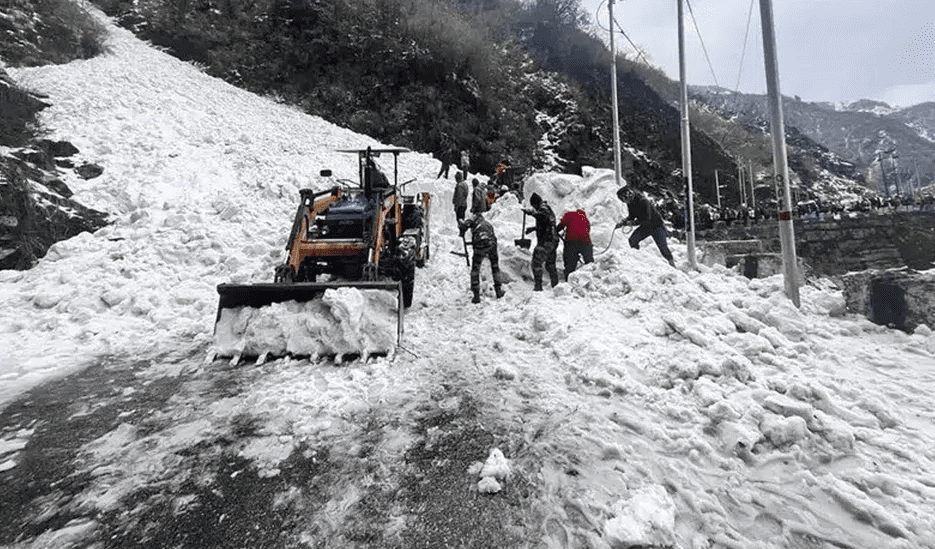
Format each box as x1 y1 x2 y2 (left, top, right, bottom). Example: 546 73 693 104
678 0 697 268
759 0 800 307
715 169 721 209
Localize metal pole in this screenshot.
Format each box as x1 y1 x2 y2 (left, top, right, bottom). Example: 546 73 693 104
749 160 756 212
609 0 623 191
759 0 800 307
893 154 902 197
678 0 697 268
738 161 745 205
715 169 721 209
879 156 890 198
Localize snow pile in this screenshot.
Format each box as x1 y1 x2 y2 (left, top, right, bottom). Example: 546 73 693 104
2 8 935 549
469 447 513 494
603 484 677 548
214 288 398 359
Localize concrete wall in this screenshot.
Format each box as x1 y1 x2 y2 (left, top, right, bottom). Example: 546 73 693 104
841 268 935 331
697 211 935 277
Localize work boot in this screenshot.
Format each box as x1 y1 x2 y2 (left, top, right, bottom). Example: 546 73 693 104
495 286 506 299
472 289 481 304
533 277 543 292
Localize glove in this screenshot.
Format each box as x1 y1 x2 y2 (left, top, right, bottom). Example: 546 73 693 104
525 227 535 234
615 220 626 229
522 207 535 216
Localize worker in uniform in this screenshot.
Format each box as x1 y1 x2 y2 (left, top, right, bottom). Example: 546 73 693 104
522 192 559 291
452 171 469 223
459 212 506 304
615 186 675 267
471 177 486 215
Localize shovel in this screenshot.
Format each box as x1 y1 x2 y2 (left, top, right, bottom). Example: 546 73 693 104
450 234 471 266
514 212 531 249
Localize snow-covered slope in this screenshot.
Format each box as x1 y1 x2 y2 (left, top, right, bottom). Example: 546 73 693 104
2 11 935 549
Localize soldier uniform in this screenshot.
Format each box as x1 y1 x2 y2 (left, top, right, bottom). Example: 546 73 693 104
452 172 469 222
523 193 559 291
459 213 505 303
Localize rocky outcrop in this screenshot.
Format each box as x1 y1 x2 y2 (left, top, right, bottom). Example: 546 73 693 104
1 65 110 271
1 145 110 270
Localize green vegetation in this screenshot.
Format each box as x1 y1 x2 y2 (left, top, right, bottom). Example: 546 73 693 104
90 0 738 185
0 0 110 67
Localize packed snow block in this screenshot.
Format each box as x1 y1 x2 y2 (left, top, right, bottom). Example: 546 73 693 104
469 448 512 495
759 413 809 446
841 268 935 332
213 287 398 358
603 485 676 548
762 394 815 423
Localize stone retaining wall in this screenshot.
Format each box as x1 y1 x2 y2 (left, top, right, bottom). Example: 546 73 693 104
697 212 935 276
841 268 935 331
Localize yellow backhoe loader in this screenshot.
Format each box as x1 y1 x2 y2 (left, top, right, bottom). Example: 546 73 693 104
213 147 430 359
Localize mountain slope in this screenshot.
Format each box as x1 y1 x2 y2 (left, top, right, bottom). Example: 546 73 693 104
2 9 935 549
691 87 935 196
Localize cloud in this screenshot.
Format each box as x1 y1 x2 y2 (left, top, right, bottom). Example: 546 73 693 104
583 0 935 105
880 81 935 108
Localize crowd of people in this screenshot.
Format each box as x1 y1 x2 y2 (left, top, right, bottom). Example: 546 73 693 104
686 192 935 232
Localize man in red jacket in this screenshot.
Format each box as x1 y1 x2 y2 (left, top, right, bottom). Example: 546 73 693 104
557 208 593 280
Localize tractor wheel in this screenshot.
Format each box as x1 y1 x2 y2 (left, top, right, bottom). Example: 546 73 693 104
296 259 317 282
274 264 295 284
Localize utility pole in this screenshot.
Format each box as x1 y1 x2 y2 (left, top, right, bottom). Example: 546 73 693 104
748 160 756 211
715 169 721 209
893 153 902 196
678 0 697 268
609 0 623 192
759 0 800 307
738 160 745 205
879 155 890 197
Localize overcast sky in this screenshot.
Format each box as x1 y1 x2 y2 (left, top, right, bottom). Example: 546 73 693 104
582 0 935 108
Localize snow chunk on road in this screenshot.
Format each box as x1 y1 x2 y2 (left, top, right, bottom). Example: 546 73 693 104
471 448 513 494
603 484 676 548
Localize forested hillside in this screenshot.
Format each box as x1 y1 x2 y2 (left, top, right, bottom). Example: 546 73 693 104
89 0 738 201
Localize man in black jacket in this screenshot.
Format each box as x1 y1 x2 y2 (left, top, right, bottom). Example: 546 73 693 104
615 186 675 267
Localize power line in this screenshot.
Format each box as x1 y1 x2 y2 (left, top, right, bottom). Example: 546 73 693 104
735 0 755 93
684 0 719 88
613 15 652 67
594 1 652 67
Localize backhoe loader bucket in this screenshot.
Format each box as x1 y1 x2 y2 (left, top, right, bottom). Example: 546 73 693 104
214 281 403 360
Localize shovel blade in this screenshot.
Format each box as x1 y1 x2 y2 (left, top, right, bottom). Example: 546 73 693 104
514 238 531 249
